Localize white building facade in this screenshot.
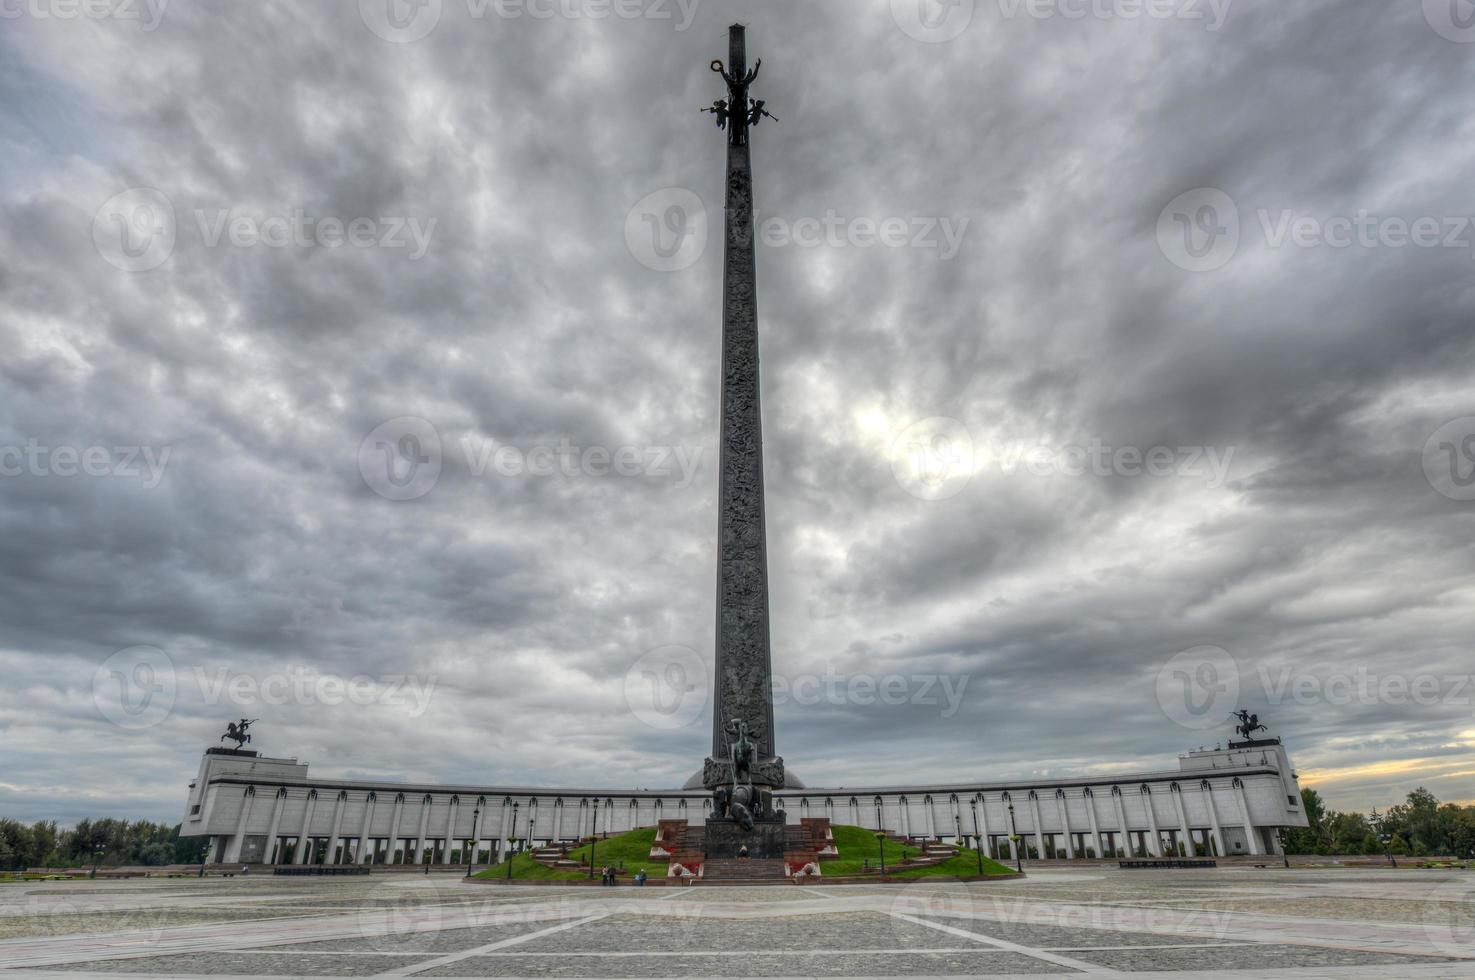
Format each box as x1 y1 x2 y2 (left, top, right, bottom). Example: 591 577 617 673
183 741 1307 865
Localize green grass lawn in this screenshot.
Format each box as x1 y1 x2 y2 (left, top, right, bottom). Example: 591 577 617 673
471 825 1016 882
472 827 669 882
889 848 1016 878
821 825 922 875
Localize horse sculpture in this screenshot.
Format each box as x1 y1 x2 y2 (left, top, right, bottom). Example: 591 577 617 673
1232 709 1268 741
221 718 257 749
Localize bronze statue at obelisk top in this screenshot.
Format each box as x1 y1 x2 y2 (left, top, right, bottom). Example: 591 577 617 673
697 25 788 859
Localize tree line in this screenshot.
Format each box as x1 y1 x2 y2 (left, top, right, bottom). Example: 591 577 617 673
0 818 208 870
1282 787 1475 857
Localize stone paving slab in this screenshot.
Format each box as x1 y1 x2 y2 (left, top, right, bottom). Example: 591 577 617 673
417 950 1061 976
952 919 1243 948
48 952 429 975
1071 943 1465 971
238 917 557 954
511 912 952 952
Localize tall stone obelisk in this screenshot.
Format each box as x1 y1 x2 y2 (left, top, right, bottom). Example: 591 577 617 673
702 25 786 802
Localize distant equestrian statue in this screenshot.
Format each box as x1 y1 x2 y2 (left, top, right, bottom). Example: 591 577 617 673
222 718 257 749
1232 709 1267 741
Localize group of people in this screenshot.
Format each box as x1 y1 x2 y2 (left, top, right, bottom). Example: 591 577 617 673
597 866 649 886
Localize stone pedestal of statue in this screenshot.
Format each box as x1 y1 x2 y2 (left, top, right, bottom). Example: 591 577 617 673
703 814 787 860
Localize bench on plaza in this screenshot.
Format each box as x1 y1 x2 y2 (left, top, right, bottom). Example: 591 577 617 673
1118 858 1217 869
272 866 372 876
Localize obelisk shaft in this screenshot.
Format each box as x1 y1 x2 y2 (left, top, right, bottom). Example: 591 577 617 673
712 24 777 768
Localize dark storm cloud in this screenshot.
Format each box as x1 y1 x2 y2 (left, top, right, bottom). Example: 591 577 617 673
1 0 1473 825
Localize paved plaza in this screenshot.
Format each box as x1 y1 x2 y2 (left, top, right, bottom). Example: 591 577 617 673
3 867 1473 978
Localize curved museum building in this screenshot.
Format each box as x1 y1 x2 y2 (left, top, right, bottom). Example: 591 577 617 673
183 739 1307 866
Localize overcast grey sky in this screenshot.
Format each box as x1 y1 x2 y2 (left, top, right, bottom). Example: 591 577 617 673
2 0 1474 826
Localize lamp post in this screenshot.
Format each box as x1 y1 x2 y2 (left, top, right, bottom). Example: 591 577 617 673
465 806 479 878
1007 803 1023 873
875 831 887 876
970 801 985 877
90 848 103 880
587 801 599 881
504 801 521 880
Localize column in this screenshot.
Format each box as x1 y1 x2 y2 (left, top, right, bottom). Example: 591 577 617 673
1202 782 1225 856
224 787 255 863
326 792 347 865
1084 791 1104 858
975 795 993 858
1028 792 1046 859
468 802 483 866
1142 789 1164 857
264 788 287 864
1171 785 1193 857
355 793 377 864
708 22 779 773
1233 779 1262 855
1055 792 1075 859
442 798 458 864
387 795 405 864
1111 788 1130 857
413 796 432 864
294 791 318 864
